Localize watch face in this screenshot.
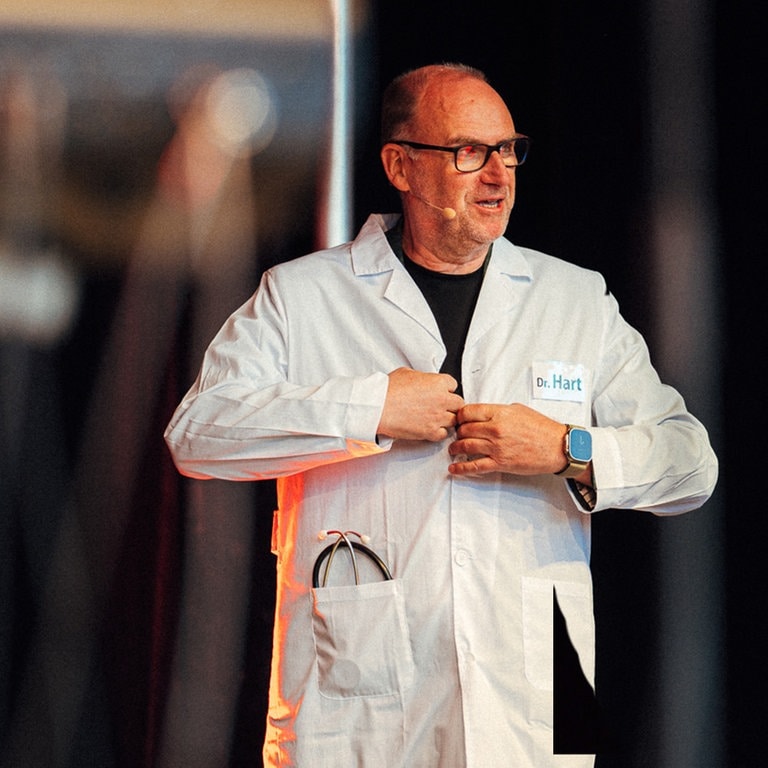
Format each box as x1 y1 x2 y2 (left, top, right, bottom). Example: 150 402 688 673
569 428 592 461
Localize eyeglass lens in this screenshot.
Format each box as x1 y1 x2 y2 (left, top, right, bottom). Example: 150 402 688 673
456 138 529 171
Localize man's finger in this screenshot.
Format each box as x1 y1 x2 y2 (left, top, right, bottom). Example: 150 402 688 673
457 403 493 424
448 455 494 476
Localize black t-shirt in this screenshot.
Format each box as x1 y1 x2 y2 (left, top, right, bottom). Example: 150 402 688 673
386 225 488 395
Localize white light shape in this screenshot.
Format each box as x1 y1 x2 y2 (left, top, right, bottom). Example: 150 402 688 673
0 248 80 346
205 68 277 155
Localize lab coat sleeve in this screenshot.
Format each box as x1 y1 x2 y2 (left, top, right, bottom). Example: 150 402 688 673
586 289 718 515
164 271 391 481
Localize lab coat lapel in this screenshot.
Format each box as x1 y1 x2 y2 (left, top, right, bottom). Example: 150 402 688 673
351 214 445 371
465 240 532 350
382 268 441 339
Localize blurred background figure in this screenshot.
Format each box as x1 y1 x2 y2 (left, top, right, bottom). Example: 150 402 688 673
0 58 81 767
0 6 332 765
0 63 77 346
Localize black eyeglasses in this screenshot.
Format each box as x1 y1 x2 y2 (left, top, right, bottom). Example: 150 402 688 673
393 136 530 172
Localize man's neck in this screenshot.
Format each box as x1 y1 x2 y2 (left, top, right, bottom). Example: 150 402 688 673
400 221 489 274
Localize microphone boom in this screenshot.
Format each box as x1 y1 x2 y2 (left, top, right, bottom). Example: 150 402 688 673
413 194 457 220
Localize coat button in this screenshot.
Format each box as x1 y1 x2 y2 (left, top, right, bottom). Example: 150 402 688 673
454 549 470 566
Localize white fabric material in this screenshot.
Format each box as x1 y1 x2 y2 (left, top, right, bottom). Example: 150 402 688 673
165 213 718 767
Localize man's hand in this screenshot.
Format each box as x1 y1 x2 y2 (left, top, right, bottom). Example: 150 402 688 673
448 402 573 477
378 367 464 442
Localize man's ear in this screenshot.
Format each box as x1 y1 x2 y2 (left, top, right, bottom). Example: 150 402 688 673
380 143 411 192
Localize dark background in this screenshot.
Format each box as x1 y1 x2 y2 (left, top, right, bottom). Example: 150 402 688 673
360 3 764 764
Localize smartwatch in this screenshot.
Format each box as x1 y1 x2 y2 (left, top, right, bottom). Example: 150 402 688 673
555 424 592 478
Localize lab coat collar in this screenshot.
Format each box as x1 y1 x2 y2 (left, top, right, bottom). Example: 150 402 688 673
350 213 404 276
349 213 535 354
350 213 533 281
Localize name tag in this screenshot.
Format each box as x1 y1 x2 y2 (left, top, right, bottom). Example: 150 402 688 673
532 361 587 403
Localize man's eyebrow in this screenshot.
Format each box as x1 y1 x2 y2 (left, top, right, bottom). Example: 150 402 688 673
446 135 519 145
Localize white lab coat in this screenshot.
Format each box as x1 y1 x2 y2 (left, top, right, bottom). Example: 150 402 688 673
165 213 718 767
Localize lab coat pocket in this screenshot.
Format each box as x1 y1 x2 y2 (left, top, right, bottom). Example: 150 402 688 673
521 576 593 692
311 578 415 699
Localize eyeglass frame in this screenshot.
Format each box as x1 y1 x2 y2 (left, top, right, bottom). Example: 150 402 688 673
391 136 530 173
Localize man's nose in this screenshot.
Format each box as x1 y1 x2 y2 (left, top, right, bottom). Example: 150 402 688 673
480 149 510 180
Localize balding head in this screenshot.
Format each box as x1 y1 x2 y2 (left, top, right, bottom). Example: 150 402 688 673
380 63 489 145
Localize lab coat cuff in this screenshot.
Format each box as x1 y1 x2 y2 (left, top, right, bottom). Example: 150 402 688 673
584 427 625 511
347 371 391 446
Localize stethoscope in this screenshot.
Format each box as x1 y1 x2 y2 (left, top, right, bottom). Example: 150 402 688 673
312 530 392 588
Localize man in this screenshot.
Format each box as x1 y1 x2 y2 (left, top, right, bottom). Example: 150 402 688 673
164 63 718 767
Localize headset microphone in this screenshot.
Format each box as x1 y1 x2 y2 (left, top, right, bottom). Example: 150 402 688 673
413 194 457 220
